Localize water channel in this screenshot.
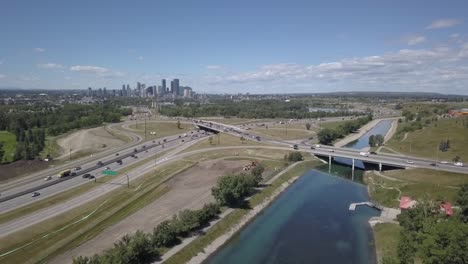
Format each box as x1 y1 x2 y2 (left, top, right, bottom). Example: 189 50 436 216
206 120 394 264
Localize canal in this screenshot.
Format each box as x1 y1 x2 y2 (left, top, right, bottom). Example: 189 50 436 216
206 120 393 264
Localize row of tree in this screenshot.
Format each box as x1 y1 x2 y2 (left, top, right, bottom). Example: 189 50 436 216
160 99 364 119
0 103 132 163
317 115 373 145
72 161 274 263
389 185 468 264
73 203 220 264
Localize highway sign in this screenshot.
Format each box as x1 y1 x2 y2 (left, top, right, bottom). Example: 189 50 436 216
102 170 118 176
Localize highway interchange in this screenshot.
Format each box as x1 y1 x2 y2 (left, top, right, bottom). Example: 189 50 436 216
0 117 467 239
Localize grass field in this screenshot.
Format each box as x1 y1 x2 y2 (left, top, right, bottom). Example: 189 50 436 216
164 160 321 264
366 168 466 208
127 121 195 140
373 223 401 263
249 126 315 140
0 131 17 163
183 132 269 153
386 118 468 161
199 117 256 125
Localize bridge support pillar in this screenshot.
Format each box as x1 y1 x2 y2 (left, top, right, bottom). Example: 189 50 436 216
328 155 332 174
352 159 355 181
379 162 382 172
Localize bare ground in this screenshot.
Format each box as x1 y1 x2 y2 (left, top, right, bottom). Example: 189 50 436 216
0 160 49 182
51 159 247 263
55 127 125 160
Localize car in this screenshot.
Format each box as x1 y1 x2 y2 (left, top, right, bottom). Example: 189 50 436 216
32 192 40 197
315 144 321 148
440 161 448 164
97 161 103 166
454 162 464 167
310 146 315 149
116 160 123 165
75 166 82 171
115 153 119 156
370 151 377 155
105 166 111 170
71 172 77 176
82 173 91 178
429 163 437 166
89 175 95 179
44 176 52 181
406 160 414 164
293 144 299 150
327 149 334 152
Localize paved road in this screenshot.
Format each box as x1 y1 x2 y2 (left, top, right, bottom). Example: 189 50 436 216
0 122 143 193
0 130 208 213
199 120 468 175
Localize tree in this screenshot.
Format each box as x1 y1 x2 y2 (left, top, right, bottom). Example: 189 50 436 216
251 164 265 181
173 209 201 236
369 135 375 147
305 123 311 130
456 184 468 223
397 231 416 264
317 128 339 145
0 142 4 163
151 220 178 248
196 203 220 226
177 120 181 129
211 174 256 207
288 151 303 162
453 156 461 163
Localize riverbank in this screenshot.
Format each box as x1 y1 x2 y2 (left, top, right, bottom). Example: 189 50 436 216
163 160 319 264
334 117 399 148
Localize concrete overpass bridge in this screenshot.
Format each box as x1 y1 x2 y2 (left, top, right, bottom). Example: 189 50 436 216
195 119 468 175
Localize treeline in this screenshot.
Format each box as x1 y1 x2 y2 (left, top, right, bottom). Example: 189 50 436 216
317 115 373 145
160 100 364 119
0 103 132 162
389 185 468 264
73 156 302 263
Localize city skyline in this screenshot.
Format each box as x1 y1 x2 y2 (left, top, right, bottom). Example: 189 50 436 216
1 0 468 94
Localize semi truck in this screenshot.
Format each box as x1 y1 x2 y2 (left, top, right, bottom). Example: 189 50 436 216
57 169 71 178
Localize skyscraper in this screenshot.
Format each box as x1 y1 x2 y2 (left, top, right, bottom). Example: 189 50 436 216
161 79 166 92
173 79 180 96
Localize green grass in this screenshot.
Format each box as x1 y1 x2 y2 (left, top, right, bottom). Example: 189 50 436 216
0 160 195 264
164 160 321 264
386 118 468 161
249 126 314 140
126 121 195 140
0 131 17 163
373 223 401 263
384 169 468 186
184 132 269 153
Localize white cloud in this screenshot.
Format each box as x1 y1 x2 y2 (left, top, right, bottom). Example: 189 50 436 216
451 33 460 38
34 47 45 52
70 65 109 74
138 56 144 61
69 65 126 78
210 44 468 94
0 74 5 79
426 19 461 29
206 65 222 70
37 63 63 69
406 35 426 45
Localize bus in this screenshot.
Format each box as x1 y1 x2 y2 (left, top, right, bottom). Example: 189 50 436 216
57 169 71 178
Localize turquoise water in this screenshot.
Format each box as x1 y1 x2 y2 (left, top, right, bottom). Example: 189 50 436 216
206 170 380 264
205 120 393 264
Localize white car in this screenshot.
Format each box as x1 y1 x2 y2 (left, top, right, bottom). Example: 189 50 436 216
315 144 321 148
406 160 414 164
44 176 52 181
454 162 464 167
327 149 334 152
440 161 448 164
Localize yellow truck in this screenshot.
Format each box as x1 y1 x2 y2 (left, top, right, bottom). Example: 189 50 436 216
57 169 71 178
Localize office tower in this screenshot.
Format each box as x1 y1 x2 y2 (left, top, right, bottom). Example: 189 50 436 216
126 85 131 97
103 87 107 96
173 79 180 96
170 80 174 94
88 87 92 96
184 87 192 98
161 79 166 92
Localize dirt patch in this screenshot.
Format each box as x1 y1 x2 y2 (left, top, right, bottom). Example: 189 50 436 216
55 127 125 160
0 160 49 182
51 159 248 263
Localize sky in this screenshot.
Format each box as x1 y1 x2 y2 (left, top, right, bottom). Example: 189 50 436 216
1 0 468 94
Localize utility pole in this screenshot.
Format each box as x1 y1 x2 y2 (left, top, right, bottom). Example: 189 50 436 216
144 118 147 141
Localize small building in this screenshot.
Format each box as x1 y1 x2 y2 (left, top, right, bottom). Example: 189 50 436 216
440 202 453 216
448 108 468 117
399 196 417 210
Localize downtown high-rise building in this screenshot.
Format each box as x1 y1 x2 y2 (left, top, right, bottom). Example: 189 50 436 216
172 79 180 96
161 79 166 93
